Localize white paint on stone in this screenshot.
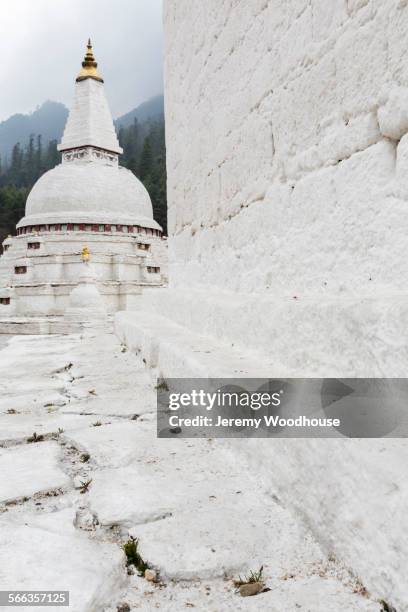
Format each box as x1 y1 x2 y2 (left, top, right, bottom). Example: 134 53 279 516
378 86 408 140
111 2 408 608
21 163 157 228
0 413 97 443
161 1 408 303
58 78 122 154
63 420 155 469
0 515 126 612
65 262 106 322
107 576 380 612
129 504 322 581
0 442 70 503
0 330 382 610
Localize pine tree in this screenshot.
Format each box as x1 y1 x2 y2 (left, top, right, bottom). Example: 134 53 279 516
0 185 28 246
45 140 60 169
35 134 43 179
8 143 23 186
23 135 36 186
118 126 126 160
139 137 153 182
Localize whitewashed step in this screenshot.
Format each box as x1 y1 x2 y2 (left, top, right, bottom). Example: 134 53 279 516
0 512 125 612
115 310 273 378
0 442 70 503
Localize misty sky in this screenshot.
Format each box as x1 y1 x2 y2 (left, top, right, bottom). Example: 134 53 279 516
0 0 163 122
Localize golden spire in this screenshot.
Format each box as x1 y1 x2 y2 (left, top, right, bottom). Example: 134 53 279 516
76 39 104 83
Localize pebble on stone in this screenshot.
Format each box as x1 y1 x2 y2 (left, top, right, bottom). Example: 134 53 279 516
170 426 182 434
239 582 264 597
144 568 157 582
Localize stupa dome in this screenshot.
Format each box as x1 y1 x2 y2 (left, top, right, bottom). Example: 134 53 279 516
18 162 160 229
17 40 162 233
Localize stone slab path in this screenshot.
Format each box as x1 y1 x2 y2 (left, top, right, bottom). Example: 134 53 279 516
0 331 382 611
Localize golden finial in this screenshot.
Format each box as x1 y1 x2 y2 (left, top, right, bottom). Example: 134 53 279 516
76 39 104 83
81 246 90 262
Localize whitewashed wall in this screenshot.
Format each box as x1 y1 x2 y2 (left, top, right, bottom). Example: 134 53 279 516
164 0 408 296
163 1 408 608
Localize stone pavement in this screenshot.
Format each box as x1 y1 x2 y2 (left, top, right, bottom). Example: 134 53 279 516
0 332 382 611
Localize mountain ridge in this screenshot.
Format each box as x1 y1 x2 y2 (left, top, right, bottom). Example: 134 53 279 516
0 101 68 162
114 95 164 129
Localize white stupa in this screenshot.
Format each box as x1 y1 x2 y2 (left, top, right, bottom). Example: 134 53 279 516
0 40 166 324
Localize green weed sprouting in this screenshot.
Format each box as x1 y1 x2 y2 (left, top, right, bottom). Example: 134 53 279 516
234 566 264 587
27 432 44 443
155 380 169 392
78 479 92 494
122 537 151 576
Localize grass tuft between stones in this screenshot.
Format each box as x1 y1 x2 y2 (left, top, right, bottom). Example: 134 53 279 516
379 600 397 612
78 479 92 494
27 432 44 443
234 565 264 587
155 379 169 391
122 537 151 576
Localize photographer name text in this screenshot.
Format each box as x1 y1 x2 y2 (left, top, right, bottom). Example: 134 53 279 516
169 415 340 429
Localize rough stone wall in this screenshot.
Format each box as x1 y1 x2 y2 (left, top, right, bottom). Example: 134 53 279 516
162 2 408 608
164 0 408 298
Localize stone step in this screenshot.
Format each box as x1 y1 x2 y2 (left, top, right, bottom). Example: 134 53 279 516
132 288 408 377
0 512 126 612
115 310 274 378
0 330 384 611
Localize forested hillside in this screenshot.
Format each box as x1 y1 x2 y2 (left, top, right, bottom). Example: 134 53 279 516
118 118 167 233
0 101 68 161
0 100 167 245
0 135 60 246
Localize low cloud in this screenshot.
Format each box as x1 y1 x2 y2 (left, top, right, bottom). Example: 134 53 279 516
0 0 163 121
